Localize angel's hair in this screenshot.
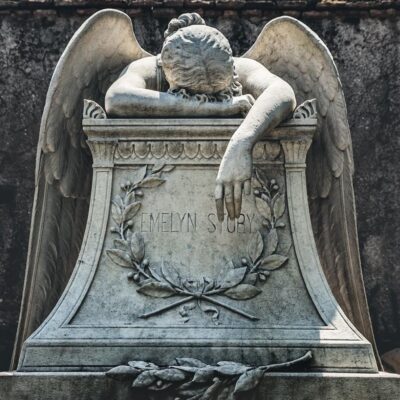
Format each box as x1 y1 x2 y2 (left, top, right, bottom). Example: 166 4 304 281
164 13 206 38
161 13 242 101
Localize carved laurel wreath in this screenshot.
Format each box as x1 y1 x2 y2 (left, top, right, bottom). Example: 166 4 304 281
106 352 312 400
106 165 289 323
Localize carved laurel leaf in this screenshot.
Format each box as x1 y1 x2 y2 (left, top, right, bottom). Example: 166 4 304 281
128 361 159 371
137 282 176 298
161 261 181 287
220 267 247 289
162 165 175 172
114 239 130 252
153 368 186 382
202 377 223 398
123 201 141 221
234 368 265 394
255 196 272 221
130 232 144 263
111 204 123 224
273 194 285 220
247 231 264 263
177 384 204 398
224 284 261 300
132 370 157 388
266 228 278 255
105 365 141 381
215 362 249 376
243 273 258 285
152 162 165 173
252 175 263 189
125 191 135 204
192 367 216 383
255 168 268 188
113 194 124 208
175 358 207 368
138 176 166 188
146 264 161 282
259 254 288 271
131 166 147 186
106 249 132 268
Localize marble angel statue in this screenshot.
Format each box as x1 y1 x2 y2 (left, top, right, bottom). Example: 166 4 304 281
12 9 379 366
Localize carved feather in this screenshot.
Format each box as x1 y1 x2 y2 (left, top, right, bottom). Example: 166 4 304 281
11 9 151 368
244 16 380 364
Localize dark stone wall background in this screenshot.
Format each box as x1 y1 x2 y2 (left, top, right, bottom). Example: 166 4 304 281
0 1 399 370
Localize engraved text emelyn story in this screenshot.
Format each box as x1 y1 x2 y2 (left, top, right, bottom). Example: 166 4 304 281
139 212 256 234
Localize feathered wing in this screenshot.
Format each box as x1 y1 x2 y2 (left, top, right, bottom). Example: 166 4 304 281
244 17 379 355
11 9 150 368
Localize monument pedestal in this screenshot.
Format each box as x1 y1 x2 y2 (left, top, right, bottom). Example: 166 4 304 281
1 371 399 400
17 117 376 373
5 115 399 398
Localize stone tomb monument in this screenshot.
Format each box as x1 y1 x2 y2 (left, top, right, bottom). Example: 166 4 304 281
1 9 399 400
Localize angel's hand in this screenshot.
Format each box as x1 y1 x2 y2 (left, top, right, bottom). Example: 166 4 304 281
191 93 254 116
230 94 255 116
215 141 253 221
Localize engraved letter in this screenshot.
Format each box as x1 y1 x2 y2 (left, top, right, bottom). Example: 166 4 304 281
187 213 197 232
179 213 187 232
207 213 217 233
161 213 170 232
150 213 160 232
141 213 149 232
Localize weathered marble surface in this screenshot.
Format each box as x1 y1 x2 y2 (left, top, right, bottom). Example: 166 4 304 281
16 116 376 375
1 9 399 372
1 371 400 400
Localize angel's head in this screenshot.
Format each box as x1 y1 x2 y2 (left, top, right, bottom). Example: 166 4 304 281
161 13 242 101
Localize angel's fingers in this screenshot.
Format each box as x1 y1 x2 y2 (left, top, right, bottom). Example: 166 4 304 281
224 184 235 220
244 179 251 195
247 94 256 105
234 182 242 218
215 184 224 222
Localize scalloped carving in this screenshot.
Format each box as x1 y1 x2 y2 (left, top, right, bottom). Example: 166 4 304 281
115 141 282 162
83 99 107 119
293 99 317 120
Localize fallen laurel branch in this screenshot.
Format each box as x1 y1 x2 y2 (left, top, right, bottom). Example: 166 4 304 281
106 351 312 399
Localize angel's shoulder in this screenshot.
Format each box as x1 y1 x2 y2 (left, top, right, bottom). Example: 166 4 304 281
123 56 158 77
233 57 271 74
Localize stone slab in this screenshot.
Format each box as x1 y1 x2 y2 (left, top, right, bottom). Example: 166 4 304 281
0 372 399 400
17 118 376 372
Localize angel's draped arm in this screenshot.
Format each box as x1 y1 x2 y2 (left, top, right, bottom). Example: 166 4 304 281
215 58 296 221
105 57 252 117
232 57 296 147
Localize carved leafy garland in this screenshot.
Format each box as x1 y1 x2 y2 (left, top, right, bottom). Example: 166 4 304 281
106 165 288 323
106 352 312 400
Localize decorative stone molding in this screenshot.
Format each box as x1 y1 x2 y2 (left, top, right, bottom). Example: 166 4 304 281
87 140 117 167
281 139 312 166
115 140 282 162
83 99 107 120
293 99 317 120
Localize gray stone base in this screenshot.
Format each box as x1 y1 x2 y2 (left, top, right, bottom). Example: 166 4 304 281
0 371 399 400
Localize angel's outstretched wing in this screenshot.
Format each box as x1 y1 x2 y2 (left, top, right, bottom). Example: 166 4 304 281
244 17 379 355
11 9 150 367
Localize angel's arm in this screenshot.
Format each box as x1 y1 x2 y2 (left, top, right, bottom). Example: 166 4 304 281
105 57 253 117
232 57 296 145
215 58 296 221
